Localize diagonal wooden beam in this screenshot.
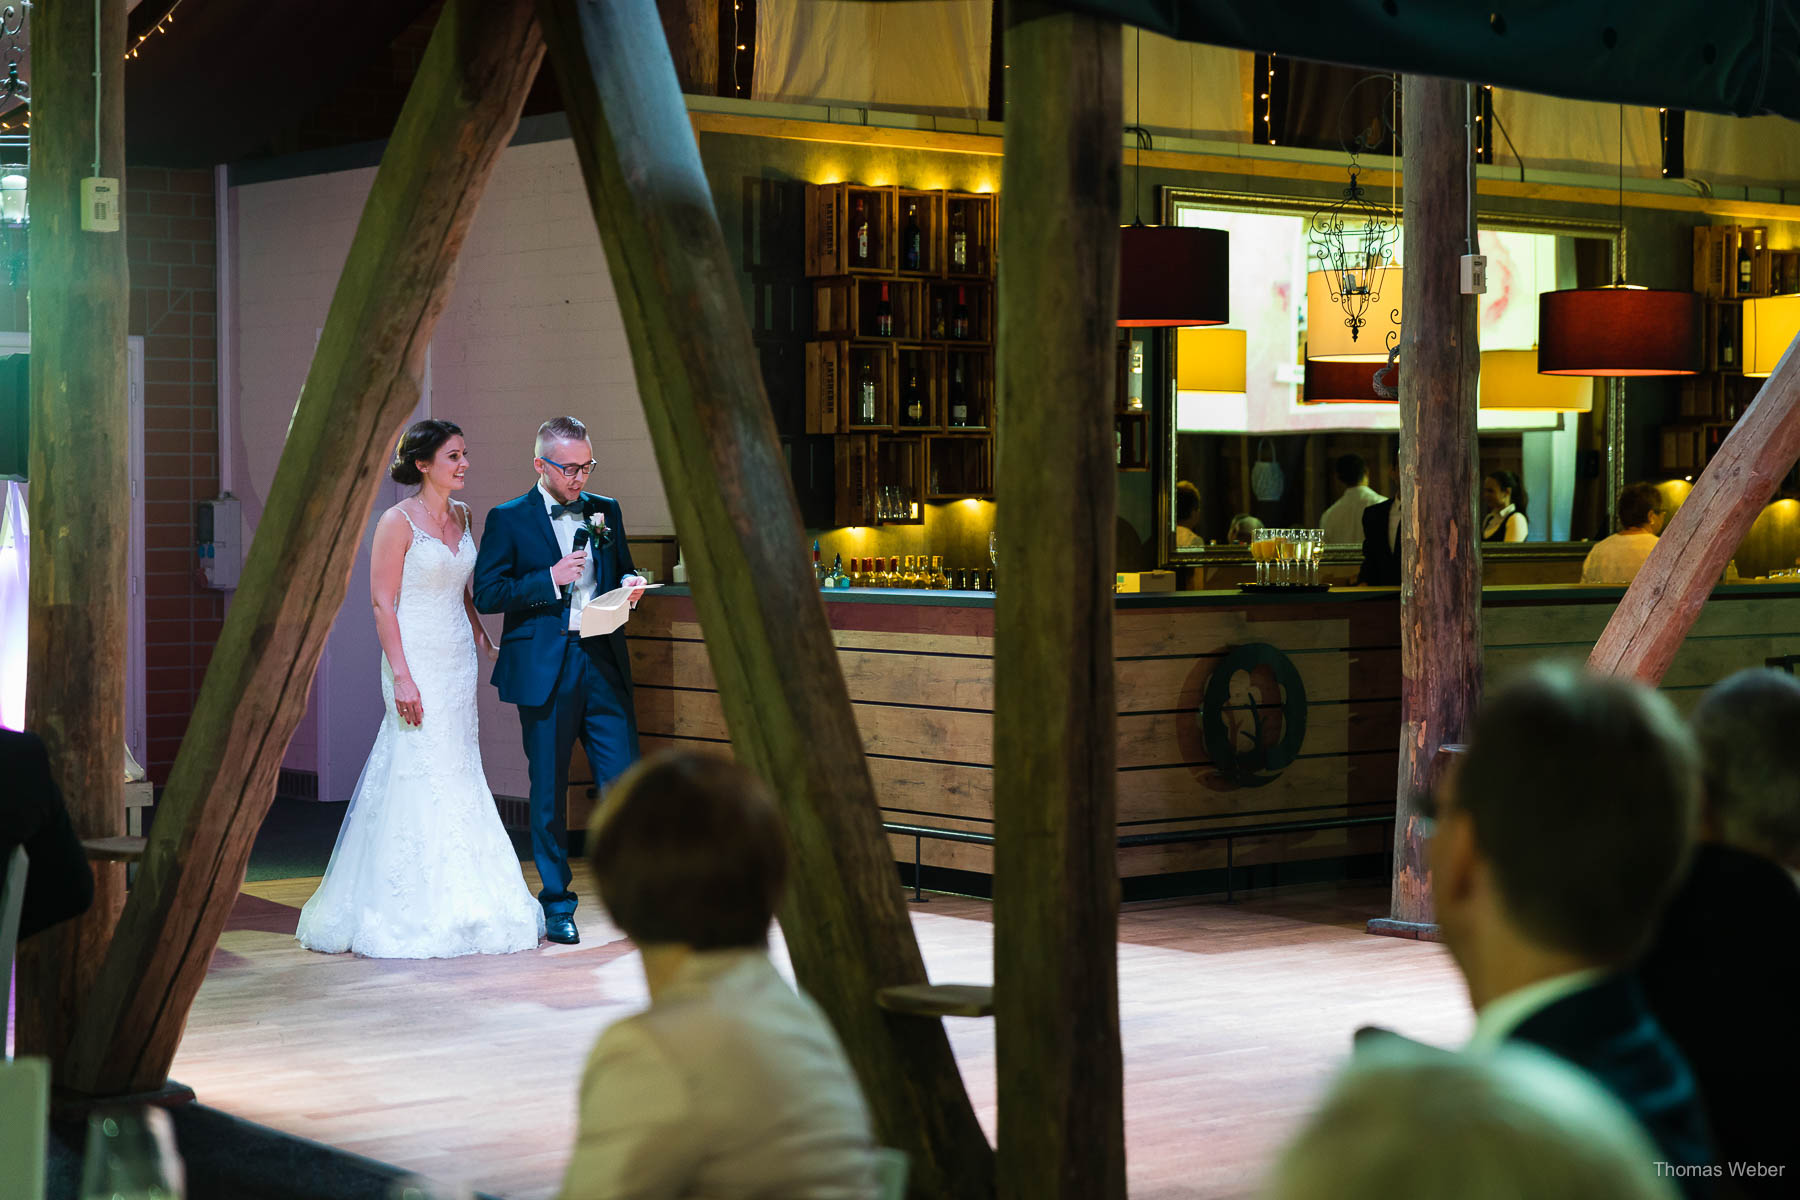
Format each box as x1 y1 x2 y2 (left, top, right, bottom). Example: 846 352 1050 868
991 5 1125 1197
533 1 994 1194
60 0 545 1096
17 0 130 1067
1590 349 1800 681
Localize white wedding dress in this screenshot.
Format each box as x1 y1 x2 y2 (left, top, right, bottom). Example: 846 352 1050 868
297 506 544 958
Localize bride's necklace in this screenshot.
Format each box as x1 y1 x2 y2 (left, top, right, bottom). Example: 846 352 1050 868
415 497 457 541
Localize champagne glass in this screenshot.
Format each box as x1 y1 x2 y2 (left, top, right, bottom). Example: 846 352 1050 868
80 1108 184 1200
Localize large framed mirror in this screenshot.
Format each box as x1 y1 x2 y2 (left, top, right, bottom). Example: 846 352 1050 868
1157 187 1623 581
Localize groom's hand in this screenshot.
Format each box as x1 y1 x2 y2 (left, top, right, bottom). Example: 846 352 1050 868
551 551 588 587
623 574 648 609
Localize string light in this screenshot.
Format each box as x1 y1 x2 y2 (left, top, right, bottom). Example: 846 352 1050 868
124 2 180 63
1262 52 1276 146
730 0 745 97
1659 107 1669 176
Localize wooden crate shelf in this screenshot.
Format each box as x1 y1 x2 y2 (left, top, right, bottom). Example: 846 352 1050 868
807 341 898 434
926 434 995 498
896 190 943 276
807 183 898 276
812 277 923 341
944 348 994 431
895 345 943 430
943 193 997 279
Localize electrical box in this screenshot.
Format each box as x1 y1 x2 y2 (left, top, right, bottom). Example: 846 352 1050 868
81 177 121 233
197 494 241 590
1460 253 1488 295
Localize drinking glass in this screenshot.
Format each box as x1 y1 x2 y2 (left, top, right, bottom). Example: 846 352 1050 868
1250 532 1271 586
80 1108 184 1200
1311 529 1325 585
989 531 997 568
388 1177 476 1200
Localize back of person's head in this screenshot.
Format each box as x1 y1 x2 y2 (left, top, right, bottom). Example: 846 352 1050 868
1454 665 1699 962
1229 513 1263 544
1689 669 1800 863
1617 483 1663 531
1335 453 1368 488
1264 1040 1677 1200
1176 480 1201 524
588 750 788 949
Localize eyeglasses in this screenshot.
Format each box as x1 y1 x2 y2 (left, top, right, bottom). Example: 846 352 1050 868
539 456 598 480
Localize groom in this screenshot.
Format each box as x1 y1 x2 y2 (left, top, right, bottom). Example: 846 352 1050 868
474 416 646 945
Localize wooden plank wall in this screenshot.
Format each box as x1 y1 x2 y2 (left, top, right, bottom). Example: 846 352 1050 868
627 587 1800 880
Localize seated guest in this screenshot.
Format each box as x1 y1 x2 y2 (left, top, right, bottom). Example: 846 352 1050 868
1227 513 1263 545
1265 1040 1677 1200
1319 454 1386 546
1581 484 1667 584
1481 470 1529 542
1432 666 1715 1191
1175 480 1204 548
558 750 879 1200
1636 670 1800 1193
0 729 95 941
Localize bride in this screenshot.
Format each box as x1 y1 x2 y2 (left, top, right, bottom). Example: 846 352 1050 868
297 418 544 957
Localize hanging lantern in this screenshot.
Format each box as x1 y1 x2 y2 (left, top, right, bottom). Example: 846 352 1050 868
1117 224 1230 327
0 165 25 226
1307 268 1404 362
1537 287 1701 376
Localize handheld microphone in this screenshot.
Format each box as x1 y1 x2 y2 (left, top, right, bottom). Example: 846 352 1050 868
572 527 590 553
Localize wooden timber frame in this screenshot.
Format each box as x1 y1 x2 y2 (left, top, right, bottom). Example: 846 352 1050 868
59 0 546 1095
992 3 1127 1198
1368 76 1482 938
17 0 131 1064
532 0 994 1194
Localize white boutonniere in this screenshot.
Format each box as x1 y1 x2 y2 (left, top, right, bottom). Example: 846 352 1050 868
583 507 611 547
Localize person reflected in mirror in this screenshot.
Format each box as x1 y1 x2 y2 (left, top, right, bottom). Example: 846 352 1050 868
1228 513 1263 545
1175 480 1204 548
1320 454 1386 546
1580 483 1666 585
1481 471 1529 542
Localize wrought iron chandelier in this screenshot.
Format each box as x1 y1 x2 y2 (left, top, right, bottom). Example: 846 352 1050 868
1308 76 1401 353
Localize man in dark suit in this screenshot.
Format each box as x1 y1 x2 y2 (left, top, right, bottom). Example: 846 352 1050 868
1431 666 1716 1194
473 416 646 946
1636 669 1800 1193
0 728 94 941
1358 497 1399 586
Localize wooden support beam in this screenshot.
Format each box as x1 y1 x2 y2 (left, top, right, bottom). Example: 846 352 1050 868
533 2 994 1195
656 0 719 94
992 5 1125 1198
17 0 130 1067
1590 361 1800 681
1370 76 1482 938
60 0 544 1096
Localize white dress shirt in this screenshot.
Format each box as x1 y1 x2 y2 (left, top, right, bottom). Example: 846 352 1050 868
558 948 880 1200
1580 530 1658 585
540 481 598 632
1321 483 1387 546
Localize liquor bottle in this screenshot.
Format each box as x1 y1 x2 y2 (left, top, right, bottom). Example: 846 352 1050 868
931 295 947 339
930 555 946 588
812 539 824 585
830 553 847 588
1722 307 1736 368
877 557 893 587
864 556 878 586
905 555 921 587
876 283 894 337
903 368 924 426
1127 339 1145 412
848 557 862 588
852 195 870 266
952 287 970 339
950 203 968 269
903 201 922 271
858 358 878 424
949 358 968 427
1737 236 1754 293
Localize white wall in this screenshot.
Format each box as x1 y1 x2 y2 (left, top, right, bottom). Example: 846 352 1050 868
231 137 669 800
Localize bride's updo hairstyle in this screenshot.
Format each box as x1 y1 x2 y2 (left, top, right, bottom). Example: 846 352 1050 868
390 418 464 486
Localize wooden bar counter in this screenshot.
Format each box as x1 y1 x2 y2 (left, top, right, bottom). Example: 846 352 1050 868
627 582 1800 891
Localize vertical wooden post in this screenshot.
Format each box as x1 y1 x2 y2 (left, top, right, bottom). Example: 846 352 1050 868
17 0 130 1065
1368 76 1482 939
61 0 544 1096
656 0 719 94
534 2 994 1195
992 4 1125 1197
1590 355 1800 681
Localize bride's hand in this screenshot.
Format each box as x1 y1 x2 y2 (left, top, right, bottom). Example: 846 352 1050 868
394 676 424 726
481 638 499 663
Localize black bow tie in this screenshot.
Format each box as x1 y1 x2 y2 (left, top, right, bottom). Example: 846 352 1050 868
550 502 587 518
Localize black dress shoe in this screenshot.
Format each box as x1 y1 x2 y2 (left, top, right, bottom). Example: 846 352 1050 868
546 914 580 945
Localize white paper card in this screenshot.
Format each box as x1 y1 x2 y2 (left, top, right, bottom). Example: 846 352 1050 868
578 582 663 638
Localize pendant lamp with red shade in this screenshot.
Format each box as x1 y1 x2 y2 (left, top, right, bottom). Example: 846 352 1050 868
1536 106 1700 377
1117 31 1229 328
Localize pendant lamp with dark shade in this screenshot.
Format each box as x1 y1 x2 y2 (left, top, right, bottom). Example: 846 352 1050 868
1537 286 1702 376
1118 223 1231 327
1302 358 1397 404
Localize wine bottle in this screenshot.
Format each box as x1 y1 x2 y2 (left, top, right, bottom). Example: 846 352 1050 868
1737 238 1754 293
952 287 970 339
1722 307 1736 367
904 368 924 425
950 204 968 269
931 295 947 339
949 358 968 427
876 283 893 337
812 539 824 585
903 201 923 271
852 195 870 266
858 359 877 424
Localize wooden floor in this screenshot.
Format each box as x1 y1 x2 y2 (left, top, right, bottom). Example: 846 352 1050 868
171 870 1472 1199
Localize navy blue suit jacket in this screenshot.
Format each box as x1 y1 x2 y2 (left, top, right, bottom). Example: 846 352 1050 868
472 487 637 709
1510 973 1717 1196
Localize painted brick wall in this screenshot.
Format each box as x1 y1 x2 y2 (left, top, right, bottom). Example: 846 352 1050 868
128 168 224 779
